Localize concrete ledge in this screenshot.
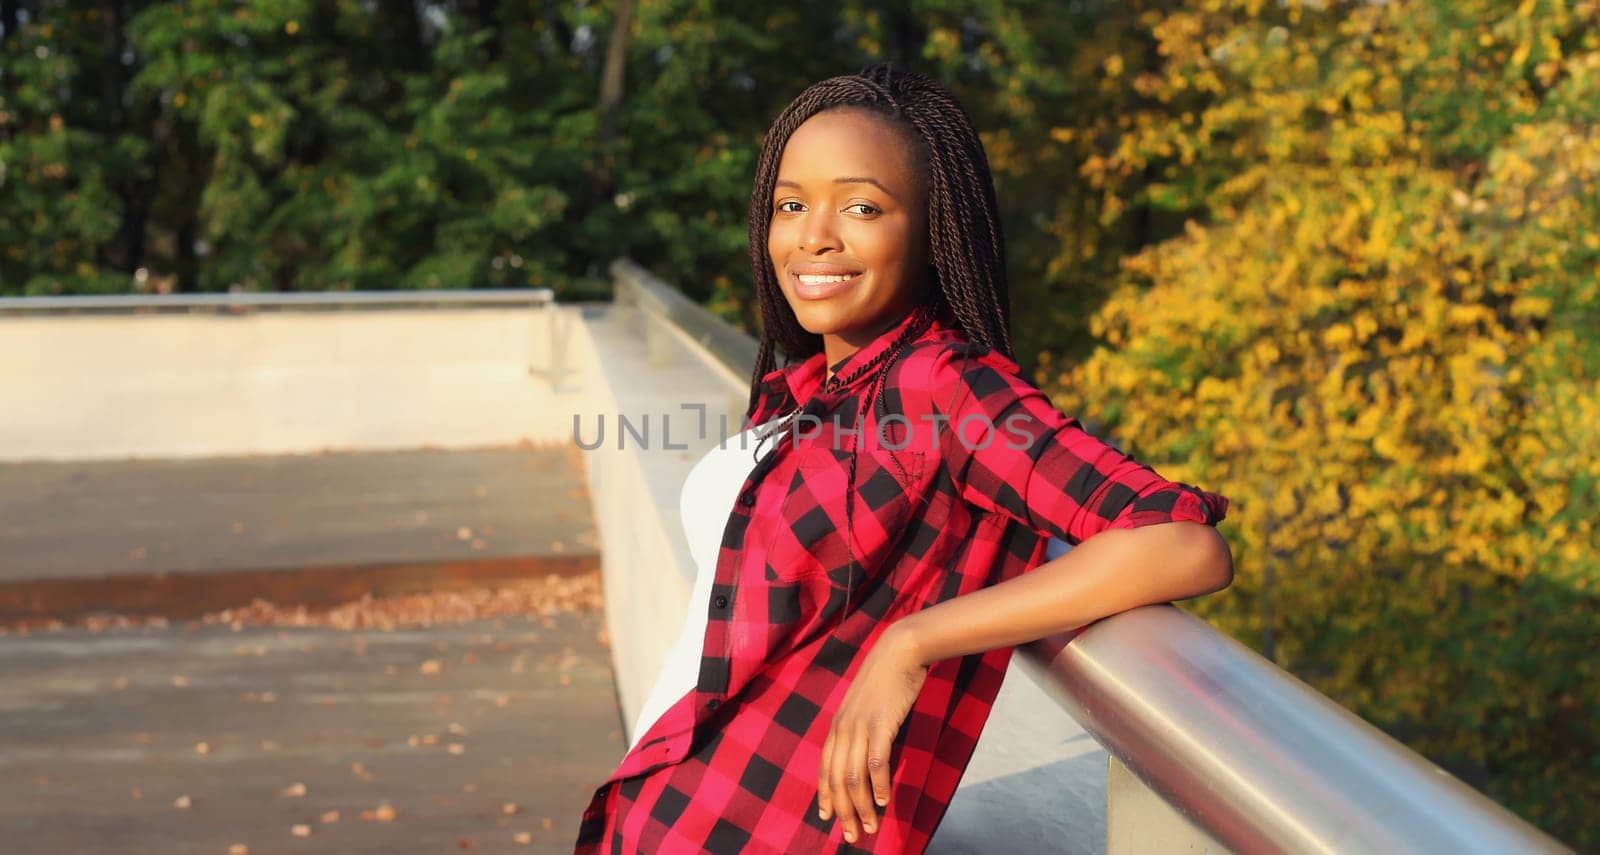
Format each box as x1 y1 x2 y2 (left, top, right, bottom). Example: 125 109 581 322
0 554 597 625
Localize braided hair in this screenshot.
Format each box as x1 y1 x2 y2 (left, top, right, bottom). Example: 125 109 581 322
745 65 1012 613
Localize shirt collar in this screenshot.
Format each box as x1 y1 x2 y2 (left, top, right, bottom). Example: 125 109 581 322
750 306 945 423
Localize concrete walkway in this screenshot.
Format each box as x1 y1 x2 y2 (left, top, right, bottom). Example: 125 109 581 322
0 444 622 852
0 610 622 854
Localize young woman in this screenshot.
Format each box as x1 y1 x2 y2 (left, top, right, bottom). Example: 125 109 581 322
575 64 1232 854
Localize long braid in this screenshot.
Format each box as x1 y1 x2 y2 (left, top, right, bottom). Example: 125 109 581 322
744 65 1012 619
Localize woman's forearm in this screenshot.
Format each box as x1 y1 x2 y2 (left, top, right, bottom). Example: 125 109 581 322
890 522 1234 667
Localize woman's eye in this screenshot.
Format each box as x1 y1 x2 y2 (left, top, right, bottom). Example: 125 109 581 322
844 202 880 215
776 200 805 213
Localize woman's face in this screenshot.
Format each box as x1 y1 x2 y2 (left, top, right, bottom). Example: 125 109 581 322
767 108 929 364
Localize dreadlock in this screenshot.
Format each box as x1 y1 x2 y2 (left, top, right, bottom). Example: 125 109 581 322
744 63 1012 421
743 65 1012 615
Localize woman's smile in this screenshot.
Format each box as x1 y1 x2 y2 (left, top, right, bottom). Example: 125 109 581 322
789 264 867 301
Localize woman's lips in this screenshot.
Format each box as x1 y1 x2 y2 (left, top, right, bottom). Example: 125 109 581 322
790 270 864 301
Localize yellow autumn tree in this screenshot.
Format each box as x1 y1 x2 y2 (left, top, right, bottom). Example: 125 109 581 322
1047 0 1600 846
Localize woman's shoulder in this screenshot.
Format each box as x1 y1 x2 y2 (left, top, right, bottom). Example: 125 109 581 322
888 329 1037 415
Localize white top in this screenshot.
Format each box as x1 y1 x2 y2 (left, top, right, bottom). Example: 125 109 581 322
627 421 780 750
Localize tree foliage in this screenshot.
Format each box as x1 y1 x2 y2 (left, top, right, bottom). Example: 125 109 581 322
1046 1 1600 846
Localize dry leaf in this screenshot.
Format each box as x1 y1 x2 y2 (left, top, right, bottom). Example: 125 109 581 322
420 659 443 675
447 722 467 735
228 845 249 855
514 831 533 845
279 782 306 798
171 675 189 687
130 787 141 800
195 742 211 755
541 817 553 830
447 743 465 755
173 795 192 809
321 810 341 823
501 802 519 815
291 824 311 838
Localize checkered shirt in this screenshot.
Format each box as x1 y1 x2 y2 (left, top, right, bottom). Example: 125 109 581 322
574 309 1229 853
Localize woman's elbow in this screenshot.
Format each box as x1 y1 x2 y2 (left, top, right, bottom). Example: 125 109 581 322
1182 523 1234 596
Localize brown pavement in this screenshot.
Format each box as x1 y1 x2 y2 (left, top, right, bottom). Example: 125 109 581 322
0 444 600 623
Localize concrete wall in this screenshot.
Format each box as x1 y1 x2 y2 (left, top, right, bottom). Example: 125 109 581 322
0 307 581 461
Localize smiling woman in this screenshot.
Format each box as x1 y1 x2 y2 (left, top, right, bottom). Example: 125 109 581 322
575 64 1233 855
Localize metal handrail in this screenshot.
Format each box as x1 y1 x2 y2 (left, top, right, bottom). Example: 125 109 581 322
0 288 554 314
606 258 1573 854
1017 606 1568 853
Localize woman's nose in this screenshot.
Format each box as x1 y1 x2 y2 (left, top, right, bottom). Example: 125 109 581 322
798 210 842 254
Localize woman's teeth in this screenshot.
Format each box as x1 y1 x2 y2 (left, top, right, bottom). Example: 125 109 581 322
797 274 856 284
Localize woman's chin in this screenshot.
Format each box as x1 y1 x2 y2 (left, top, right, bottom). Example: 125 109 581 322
786 304 848 337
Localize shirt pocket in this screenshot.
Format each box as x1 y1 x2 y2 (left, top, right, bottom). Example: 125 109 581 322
767 444 926 585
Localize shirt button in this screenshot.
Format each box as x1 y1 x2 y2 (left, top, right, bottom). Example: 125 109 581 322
738 491 756 507
713 595 728 609
706 698 721 710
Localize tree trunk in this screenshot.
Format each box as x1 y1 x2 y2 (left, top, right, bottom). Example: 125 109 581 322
595 0 635 155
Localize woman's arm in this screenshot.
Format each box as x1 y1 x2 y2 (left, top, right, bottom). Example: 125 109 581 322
817 343 1235 844
816 521 1232 843
893 519 1232 667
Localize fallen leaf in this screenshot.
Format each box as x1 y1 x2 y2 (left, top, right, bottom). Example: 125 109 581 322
514 831 533 844
447 743 465 755
447 722 467 735
279 782 306 798
195 742 211 755
173 795 192 809
420 659 442 675
171 675 189 687
541 817 553 830
320 810 340 824
130 786 141 800
291 824 311 838
456 526 473 541
502 802 519 815
228 845 249 855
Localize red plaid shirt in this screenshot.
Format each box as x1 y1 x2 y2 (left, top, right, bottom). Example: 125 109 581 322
575 309 1229 853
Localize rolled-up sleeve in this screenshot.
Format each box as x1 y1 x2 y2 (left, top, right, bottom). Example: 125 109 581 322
923 343 1228 546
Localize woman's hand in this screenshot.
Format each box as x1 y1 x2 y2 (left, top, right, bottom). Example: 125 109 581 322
818 623 928 844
